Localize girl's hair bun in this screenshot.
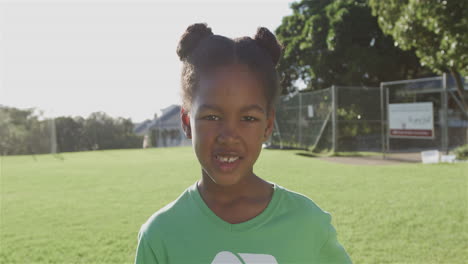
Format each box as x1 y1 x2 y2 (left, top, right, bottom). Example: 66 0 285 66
254 27 283 66
177 23 213 61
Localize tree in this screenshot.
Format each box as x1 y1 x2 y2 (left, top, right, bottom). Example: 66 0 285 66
55 117 84 152
0 105 142 155
0 106 50 155
369 0 468 109
83 112 117 150
0 107 28 155
82 112 141 151
275 0 432 93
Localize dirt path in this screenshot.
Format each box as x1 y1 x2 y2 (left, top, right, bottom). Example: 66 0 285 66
318 152 421 165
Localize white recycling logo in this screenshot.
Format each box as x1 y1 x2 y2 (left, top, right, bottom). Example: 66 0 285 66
211 251 278 264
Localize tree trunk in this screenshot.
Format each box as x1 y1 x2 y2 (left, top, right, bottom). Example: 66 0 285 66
449 68 467 111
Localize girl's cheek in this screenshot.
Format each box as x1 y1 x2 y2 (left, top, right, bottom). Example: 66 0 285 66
242 124 265 138
195 124 216 140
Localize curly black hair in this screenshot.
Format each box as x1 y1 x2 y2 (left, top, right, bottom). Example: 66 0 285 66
176 23 283 113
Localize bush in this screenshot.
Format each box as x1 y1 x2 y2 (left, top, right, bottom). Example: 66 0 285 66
453 144 468 160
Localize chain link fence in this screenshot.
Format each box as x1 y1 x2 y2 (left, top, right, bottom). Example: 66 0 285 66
271 75 468 154
272 88 331 150
271 86 383 152
382 75 468 153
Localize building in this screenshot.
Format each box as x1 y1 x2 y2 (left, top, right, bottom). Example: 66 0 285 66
134 105 191 148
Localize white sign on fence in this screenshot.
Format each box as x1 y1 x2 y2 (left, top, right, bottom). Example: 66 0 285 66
389 102 434 139
307 105 314 118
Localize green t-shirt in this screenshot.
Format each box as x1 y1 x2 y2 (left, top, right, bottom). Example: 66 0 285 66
135 182 352 264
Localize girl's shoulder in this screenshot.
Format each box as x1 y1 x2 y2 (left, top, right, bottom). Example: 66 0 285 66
138 185 195 238
273 183 332 222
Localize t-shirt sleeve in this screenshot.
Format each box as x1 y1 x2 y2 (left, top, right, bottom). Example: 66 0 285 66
317 215 353 264
134 230 160 264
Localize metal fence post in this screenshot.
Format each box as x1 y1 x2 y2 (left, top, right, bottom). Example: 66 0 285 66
298 92 302 149
441 73 449 154
50 118 57 154
386 87 390 153
380 83 385 159
331 85 338 152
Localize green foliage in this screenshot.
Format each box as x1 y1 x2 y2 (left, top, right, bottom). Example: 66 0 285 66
55 116 86 152
0 106 50 155
1 147 467 263
80 112 142 151
453 144 468 160
369 0 468 108
0 106 143 155
369 0 468 75
337 105 373 140
275 0 431 92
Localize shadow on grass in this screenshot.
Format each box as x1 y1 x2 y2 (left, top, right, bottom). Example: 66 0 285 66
269 146 421 164
295 152 322 158
295 151 422 164
294 151 378 158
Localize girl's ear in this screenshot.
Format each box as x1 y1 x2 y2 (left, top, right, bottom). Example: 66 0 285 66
180 108 192 139
263 110 275 141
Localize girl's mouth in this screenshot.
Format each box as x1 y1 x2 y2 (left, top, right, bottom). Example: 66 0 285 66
215 155 239 163
213 155 242 171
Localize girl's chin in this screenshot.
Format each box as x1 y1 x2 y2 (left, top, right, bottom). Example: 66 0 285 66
202 170 246 187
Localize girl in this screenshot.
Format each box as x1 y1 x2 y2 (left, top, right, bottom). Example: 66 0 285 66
135 23 352 264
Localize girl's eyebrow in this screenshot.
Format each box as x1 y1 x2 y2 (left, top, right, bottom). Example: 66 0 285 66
198 104 222 112
240 104 265 114
198 104 265 114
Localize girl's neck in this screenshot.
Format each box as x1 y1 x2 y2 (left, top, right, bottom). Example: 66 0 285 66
197 170 272 206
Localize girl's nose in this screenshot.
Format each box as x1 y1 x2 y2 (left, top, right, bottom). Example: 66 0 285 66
216 122 240 144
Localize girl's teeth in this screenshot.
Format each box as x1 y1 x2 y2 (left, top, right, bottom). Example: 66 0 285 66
217 156 239 163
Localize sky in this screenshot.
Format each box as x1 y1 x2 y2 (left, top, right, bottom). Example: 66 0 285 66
0 0 294 123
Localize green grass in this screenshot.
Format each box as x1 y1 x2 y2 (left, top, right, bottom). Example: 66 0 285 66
1 147 467 264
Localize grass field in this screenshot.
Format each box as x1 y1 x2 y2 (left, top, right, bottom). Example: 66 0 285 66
1 147 467 264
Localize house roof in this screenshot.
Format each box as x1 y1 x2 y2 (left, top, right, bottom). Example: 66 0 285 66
133 104 182 134
157 105 180 123
133 119 153 135
148 105 181 130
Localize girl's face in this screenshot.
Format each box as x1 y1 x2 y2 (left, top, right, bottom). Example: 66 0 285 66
183 63 274 187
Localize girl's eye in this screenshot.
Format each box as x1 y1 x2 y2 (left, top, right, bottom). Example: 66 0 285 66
203 115 220 121
242 116 258 122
